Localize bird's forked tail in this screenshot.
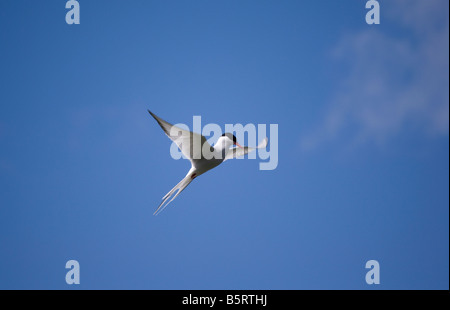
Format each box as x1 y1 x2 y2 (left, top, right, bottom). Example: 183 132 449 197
153 170 195 216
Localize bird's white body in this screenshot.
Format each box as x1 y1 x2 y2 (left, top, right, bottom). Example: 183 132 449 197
148 110 268 215
193 136 234 175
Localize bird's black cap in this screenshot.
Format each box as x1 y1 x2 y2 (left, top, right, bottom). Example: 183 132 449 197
221 133 237 143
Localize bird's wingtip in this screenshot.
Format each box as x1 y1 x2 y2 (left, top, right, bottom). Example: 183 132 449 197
147 109 158 120
260 137 269 148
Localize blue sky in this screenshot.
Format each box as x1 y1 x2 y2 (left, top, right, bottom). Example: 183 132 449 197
0 0 448 289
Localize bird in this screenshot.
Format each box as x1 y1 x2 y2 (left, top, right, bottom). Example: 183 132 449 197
148 110 268 215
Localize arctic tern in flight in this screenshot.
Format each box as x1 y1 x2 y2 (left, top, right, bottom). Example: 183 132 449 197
148 110 268 215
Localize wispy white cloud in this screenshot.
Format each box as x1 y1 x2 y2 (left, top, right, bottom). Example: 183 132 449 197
301 0 449 152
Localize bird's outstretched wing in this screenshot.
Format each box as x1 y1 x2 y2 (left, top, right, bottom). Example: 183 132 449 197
148 110 213 167
224 137 268 161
